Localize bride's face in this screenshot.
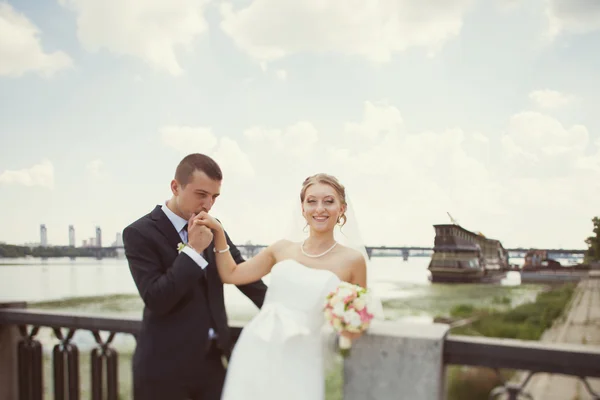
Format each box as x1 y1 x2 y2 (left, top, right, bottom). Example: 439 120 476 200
302 183 345 233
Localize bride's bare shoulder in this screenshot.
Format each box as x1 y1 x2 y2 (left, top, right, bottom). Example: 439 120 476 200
336 245 367 286
272 239 296 249
269 239 297 257
337 244 366 263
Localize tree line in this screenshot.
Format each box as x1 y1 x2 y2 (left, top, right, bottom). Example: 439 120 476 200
584 216 600 264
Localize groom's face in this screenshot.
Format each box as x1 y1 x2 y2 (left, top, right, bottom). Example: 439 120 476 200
174 170 221 220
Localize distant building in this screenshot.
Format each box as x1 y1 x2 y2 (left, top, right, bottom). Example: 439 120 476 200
40 224 48 247
95 226 102 247
82 239 88 247
114 232 123 247
69 225 75 247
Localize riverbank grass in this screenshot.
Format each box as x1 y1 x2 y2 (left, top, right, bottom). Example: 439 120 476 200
445 283 576 400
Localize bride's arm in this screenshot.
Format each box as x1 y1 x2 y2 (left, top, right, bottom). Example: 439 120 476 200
193 213 281 285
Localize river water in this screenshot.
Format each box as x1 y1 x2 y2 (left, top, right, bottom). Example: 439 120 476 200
0 255 537 318
0 255 560 356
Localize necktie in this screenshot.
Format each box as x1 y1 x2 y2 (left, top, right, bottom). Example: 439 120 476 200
181 223 188 243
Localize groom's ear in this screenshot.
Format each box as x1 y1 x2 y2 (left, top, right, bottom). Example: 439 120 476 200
170 179 179 195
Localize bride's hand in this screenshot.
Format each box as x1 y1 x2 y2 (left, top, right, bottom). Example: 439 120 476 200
340 330 363 341
193 211 222 233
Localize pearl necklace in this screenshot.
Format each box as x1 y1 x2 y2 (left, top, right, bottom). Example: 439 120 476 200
301 240 338 258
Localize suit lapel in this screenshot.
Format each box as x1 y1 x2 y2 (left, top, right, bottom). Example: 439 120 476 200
150 205 183 253
203 242 221 298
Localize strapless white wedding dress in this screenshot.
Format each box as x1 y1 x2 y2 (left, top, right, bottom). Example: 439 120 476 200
221 259 341 400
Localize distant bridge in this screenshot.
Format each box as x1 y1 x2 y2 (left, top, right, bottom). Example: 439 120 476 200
81 245 587 261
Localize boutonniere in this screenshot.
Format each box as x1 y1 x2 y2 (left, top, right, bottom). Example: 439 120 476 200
177 242 186 253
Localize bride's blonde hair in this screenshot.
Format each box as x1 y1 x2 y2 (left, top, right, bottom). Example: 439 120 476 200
300 173 347 227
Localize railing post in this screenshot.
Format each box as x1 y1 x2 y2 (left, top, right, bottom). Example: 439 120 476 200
343 320 450 400
0 302 27 400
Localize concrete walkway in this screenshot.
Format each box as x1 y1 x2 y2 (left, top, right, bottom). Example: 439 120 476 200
521 274 600 399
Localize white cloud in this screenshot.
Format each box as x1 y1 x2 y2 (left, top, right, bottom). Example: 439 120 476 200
529 89 576 109
160 101 599 249
0 3 73 77
212 138 255 178
161 125 255 179
59 0 210 75
244 121 319 157
161 125 218 153
228 101 504 245
323 101 598 247
0 159 54 188
500 111 594 177
343 100 404 143
86 159 106 179
471 132 489 143
275 69 287 81
545 0 600 38
220 0 473 64
495 0 521 12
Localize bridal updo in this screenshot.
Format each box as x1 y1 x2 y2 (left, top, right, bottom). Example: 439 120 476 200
300 173 347 227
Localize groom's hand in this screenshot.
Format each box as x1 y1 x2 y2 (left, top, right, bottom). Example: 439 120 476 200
188 213 213 253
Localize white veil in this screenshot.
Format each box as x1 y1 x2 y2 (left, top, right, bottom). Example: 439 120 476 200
282 191 385 372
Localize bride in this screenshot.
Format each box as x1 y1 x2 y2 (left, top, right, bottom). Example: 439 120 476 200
194 173 368 399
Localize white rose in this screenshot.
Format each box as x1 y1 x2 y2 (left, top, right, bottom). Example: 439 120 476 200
352 298 365 311
336 288 353 299
332 302 345 317
343 310 362 328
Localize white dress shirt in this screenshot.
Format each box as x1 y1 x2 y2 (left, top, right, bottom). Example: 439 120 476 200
161 202 216 339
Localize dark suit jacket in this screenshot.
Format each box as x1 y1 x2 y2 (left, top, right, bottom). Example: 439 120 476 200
123 205 267 383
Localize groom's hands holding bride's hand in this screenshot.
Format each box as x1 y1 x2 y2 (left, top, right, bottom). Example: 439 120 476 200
187 212 214 253
192 212 222 233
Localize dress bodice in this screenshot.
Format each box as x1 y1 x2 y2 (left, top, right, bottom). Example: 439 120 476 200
249 259 341 339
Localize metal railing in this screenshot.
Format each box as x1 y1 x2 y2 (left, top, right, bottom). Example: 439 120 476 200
445 335 600 399
1 307 599 399
0 307 243 400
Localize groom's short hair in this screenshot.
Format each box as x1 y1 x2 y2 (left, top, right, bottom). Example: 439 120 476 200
175 153 222 186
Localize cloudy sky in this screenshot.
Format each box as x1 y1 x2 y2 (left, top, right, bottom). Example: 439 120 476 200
1 0 599 250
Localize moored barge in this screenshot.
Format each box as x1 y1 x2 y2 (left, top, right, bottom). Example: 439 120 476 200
428 223 509 283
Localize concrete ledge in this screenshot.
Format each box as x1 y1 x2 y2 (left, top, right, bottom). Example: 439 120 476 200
344 320 450 400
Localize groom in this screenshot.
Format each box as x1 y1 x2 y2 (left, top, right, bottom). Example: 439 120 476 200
123 153 268 400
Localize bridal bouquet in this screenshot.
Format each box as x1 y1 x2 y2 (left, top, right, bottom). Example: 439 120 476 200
323 282 375 356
